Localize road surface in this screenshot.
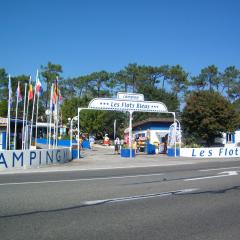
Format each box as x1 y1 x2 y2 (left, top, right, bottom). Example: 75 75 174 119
1 160 240 240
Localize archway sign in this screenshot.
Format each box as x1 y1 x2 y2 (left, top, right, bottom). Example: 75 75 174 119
77 92 176 159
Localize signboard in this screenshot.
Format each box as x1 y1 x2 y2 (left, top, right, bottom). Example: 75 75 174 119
0 148 72 171
180 147 240 158
117 92 144 101
88 98 168 113
0 117 7 126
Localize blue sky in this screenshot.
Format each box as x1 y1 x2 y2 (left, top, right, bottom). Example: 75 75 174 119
1 0 240 78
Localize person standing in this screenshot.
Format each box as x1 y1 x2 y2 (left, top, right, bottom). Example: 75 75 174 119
114 137 120 154
89 135 95 150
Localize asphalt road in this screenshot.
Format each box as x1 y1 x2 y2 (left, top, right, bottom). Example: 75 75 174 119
1 160 240 240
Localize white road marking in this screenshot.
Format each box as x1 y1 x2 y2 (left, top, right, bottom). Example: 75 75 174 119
0 163 189 175
199 166 240 172
0 173 164 186
83 188 199 205
185 171 239 181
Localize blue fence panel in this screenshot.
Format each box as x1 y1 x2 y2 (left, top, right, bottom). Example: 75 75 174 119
167 148 180 157
121 149 136 158
1 132 6 150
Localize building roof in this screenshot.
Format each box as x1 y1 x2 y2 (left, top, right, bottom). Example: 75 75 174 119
124 118 174 133
132 118 174 129
0 117 29 127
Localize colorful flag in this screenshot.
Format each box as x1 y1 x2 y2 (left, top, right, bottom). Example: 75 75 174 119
28 83 34 100
53 78 59 104
36 77 42 96
16 83 23 102
59 89 63 105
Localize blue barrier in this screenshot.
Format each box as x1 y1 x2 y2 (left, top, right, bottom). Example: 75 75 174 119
37 138 77 147
1 132 6 150
121 149 136 158
147 144 156 154
167 148 180 157
72 149 81 159
82 139 90 149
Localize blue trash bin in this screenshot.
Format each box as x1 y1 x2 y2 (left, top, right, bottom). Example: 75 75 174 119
72 149 81 159
167 148 180 157
121 149 136 158
147 144 156 154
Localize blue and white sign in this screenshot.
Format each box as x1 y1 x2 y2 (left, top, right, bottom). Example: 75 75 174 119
0 147 71 171
88 98 168 112
117 92 144 101
180 147 240 158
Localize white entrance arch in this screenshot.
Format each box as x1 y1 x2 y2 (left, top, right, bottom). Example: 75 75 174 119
76 94 177 159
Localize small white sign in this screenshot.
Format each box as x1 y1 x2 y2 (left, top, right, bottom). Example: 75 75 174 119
117 92 144 101
88 98 168 112
0 118 7 125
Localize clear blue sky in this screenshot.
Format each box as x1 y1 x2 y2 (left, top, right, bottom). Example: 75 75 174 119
1 0 240 78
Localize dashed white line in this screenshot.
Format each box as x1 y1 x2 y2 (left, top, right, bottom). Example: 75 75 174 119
0 173 164 186
199 166 240 172
83 188 199 205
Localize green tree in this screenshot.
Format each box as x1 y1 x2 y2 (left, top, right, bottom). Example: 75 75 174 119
61 96 126 138
0 68 9 101
40 62 63 108
167 65 189 98
190 65 220 92
134 85 179 121
221 66 240 101
182 91 240 146
0 100 8 117
88 71 112 97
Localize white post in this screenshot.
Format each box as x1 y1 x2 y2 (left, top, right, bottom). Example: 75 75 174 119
176 119 181 150
53 111 56 149
22 83 27 150
48 84 54 149
29 79 37 148
114 119 116 140
35 93 39 145
129 111 133 159
46 111 49 145
25 76 32 150
14 81 20 150
55 98 59 148
6 75 12 150
173 112 176 157
77 108 80 159
70 118 73 151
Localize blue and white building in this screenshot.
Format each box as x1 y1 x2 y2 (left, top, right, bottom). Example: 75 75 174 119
132 118 174 144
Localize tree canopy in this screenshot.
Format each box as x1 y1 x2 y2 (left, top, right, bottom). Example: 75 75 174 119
1 62 240 143
181 91 240 146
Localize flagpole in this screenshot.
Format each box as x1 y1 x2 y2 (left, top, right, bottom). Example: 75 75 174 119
35 92 40 145
22 83 27 150
25 76 31 149
30 71 38 148
6 75 11 150
55 90 59 148
48 84 54 149
14 81 20 150
53 107 56 149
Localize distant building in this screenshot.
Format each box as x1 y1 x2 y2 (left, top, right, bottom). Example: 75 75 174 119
0 117 26 150
132 118 174 145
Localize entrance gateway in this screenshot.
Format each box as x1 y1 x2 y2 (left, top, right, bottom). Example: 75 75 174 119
76 92 177 158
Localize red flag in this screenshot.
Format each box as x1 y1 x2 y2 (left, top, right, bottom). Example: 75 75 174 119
28 84 34 100
53 78 58 104
16 84 23 102
36 78 42 96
